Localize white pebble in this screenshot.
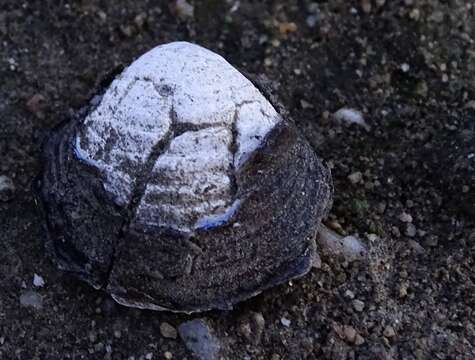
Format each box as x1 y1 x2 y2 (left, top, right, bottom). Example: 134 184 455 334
348 171 363 184
280 317 291 327
318 225 368 261
399 212 413 223
0 175 15 193
333 108 370 131
33 274 45 288
175 0 194 18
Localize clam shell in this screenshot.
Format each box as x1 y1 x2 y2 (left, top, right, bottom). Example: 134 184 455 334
41 42 333 312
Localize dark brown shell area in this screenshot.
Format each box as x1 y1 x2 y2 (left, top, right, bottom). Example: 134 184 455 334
107 121 332 311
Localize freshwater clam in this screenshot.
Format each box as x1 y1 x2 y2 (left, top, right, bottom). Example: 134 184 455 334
40 42 334 312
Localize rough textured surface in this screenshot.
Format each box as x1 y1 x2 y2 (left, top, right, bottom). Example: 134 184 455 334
2 1 475 359
41 42 333 312
41 118 124 288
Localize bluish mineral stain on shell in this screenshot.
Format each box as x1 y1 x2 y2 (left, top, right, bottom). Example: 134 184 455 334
194 199 241 230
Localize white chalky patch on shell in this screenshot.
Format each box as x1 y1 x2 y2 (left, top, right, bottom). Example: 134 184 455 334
75 79 173 205
74 41 281 232
136 127 233 232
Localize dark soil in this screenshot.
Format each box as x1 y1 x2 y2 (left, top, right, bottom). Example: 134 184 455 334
1 0 474 359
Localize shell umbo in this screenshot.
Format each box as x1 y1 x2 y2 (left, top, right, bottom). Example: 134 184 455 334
40 42 333 312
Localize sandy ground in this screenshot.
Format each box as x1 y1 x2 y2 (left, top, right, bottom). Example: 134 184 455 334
1 0 474 359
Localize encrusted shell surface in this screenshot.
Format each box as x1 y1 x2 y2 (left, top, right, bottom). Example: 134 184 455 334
41 42 333 312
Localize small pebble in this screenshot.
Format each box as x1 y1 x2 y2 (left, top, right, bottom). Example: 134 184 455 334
89 331 97 343
409 8 420 20
264 58 273 67
33 274 45 288
399 212 413 223
406 223 417 237
343 325 357 343
464 100 475 110
352 299 365 312
399 283 409 298
20 291 43 309
251 312 265 343
120 25 135 37
164 352 173 360
401 63 410 72
383 325 396 338
280 317 291 327
134 12 147 29
160 322 177 339
307 2 320 13
333 108 370 130
300 99 313 109
377 202 387 214
26 93 46 118
306 15 318 28
178 319 221 360
239 311 265 344
348 171 363 184
345 290 355 299
355 334 365 345
238 322 252 340
278 22 298 35
408 240 425 254
0 175 15 201
367 233 378 242
361 0 372 13
429 10 444 23
174 0 194 19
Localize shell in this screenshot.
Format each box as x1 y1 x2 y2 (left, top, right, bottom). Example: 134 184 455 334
40 42 333 312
